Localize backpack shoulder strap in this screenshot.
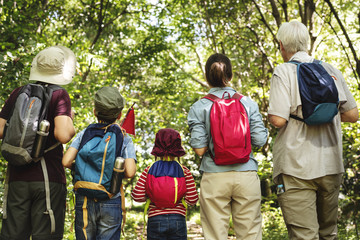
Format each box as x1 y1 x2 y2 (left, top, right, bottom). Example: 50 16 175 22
232 92 243 100
288 59 322 65
174 161 188 209
203 92 244 101
288 60 301 65
78 123 124 155
77 124 108 151
174 160 185 175
289 114 304 122
47 84 64 91
41 84 64 119
203 94 219 102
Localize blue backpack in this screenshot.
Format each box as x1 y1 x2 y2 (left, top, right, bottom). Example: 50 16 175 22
74 123 124 200
289 60 339 125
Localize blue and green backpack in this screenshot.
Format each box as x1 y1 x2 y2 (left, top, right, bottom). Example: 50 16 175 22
289 60 339 125
74 123 123 200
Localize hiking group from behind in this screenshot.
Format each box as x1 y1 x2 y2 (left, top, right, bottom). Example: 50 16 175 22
0 19 358 240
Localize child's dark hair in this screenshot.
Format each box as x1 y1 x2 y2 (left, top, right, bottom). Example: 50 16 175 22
97 116 118 124
205 53 232 88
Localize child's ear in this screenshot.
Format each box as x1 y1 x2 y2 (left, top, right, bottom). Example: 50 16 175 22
93 108 97 116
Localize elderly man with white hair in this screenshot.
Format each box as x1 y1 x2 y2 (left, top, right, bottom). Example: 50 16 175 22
268 20 358 240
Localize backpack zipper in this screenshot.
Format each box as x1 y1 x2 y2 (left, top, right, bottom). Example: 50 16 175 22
174 178 178 204
20 99 36 147
99 135 111 184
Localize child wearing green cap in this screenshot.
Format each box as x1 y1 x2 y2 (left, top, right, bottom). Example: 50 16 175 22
62 86 137 240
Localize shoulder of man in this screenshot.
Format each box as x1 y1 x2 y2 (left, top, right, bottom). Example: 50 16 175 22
273 62 297 77
319 61 343 79
4 86 24 104
50 87 69 100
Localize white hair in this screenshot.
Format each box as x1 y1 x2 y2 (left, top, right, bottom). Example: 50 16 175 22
276 20 310 53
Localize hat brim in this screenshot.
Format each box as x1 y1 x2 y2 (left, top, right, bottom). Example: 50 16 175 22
29 46 76 85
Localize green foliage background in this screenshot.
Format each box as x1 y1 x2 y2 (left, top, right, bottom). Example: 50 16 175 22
1 0 359 238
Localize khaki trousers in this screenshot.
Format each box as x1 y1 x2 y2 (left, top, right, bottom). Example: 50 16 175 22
200 171 262 240
278 174 343 240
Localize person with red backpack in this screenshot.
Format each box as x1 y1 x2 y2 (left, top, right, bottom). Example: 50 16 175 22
187 53 268 239
131 128 199 239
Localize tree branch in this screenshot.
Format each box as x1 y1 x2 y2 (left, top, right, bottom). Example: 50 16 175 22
269 0 282 27
83 2 129 83
246 26 274 72
306 0 317 54
251 0 278 45
322 13 360 88
281 0 289 21
81 58 93 83
169 53 209 89
324 0 360 81
192 45 205 81
298 0 304 23
198 0 218 52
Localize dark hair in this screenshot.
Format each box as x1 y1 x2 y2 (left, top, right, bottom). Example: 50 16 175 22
205 53 232 87
97 116 118 124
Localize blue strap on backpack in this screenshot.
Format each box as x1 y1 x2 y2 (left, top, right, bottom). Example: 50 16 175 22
288 60 339 125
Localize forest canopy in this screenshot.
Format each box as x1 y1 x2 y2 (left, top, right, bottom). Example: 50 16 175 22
0 0 359 238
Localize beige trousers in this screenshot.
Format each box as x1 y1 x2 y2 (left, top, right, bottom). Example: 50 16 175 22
200 171 262 240
278 174 343 240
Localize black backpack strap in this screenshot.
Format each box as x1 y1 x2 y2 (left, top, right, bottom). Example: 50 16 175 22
290 114 304 122
41 84 64 121
40 84 64 153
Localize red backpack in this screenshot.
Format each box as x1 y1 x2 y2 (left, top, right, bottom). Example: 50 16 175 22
145 160 187 209
203 92 251 165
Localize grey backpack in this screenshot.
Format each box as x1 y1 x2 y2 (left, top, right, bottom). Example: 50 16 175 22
1 83 62 166
1 83 63 233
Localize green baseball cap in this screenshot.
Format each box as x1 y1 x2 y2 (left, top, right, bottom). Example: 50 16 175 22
94 86 125 120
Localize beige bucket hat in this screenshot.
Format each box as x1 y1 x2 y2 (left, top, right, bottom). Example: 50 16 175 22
29 45 76 85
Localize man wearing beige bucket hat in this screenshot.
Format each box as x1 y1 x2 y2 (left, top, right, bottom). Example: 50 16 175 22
0 46 76 240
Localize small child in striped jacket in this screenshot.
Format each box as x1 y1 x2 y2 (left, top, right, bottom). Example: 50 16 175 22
131 128 199 239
